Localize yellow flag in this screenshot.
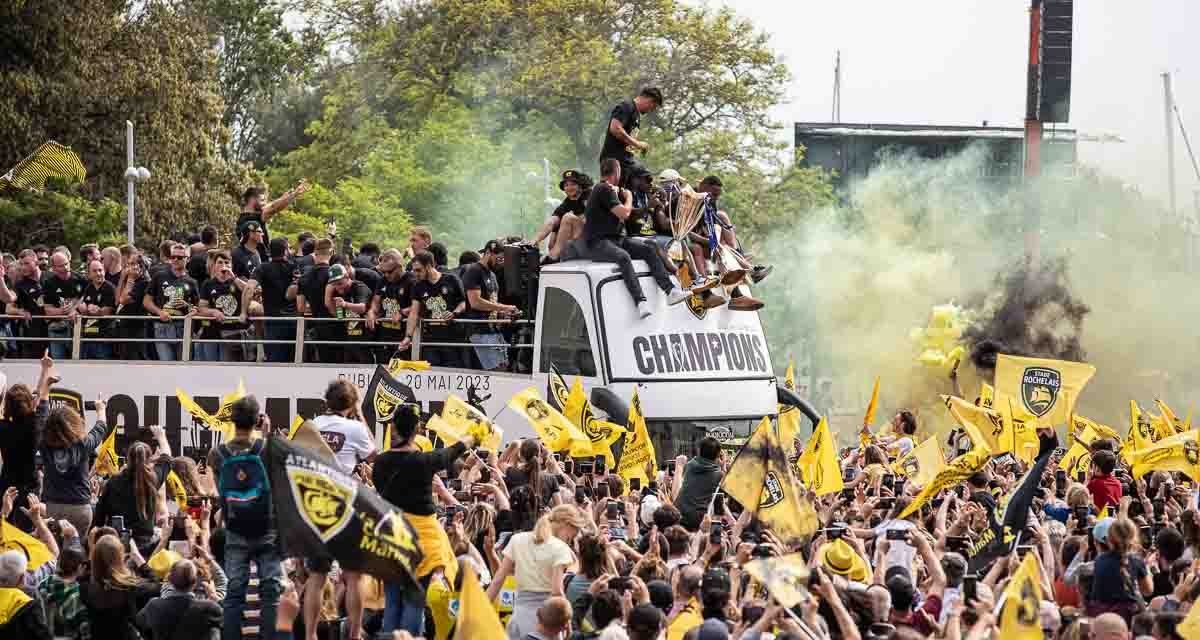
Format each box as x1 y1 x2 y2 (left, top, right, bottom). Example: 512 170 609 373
426 415 468 445
1157 399 1186 435
797 418 844 497
777 408 802 453
899 445 992 519
165 470 188 506
1059 425 1099 477
561 377 626 466
508 387 588 453
617 388 657 488
94 425 119 477
980 382 996 408
387 359 432 372
892 437 945 487
441 395 502 452
1126 429 1200 480
288 416 304 440
863 377 880 427
943 395 1010 454
999 553 1044 640
176 379 247 441
742 553 811 608
0 521 53 571
994 355 1095 429
452 566 507 640
721 417 818 546
1178 587 1200 639
784 357 796 391
1127 400 1156 454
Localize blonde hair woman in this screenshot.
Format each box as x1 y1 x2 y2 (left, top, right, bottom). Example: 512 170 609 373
486 504 590 640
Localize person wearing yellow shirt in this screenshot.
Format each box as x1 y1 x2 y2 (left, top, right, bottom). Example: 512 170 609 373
666 566 704 640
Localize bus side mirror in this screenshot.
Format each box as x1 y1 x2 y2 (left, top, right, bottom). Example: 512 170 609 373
591 387 629 428
777 386 821 427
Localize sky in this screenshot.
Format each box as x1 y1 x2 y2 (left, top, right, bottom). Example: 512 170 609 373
716 0 1199 210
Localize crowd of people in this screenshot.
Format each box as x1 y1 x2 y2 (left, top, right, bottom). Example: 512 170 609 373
2 348 1199 640
0 87 779 368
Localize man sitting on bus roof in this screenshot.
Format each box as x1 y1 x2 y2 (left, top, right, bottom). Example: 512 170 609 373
531 170 592 262
562 158 689 319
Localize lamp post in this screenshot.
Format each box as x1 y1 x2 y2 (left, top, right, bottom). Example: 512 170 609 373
124 120 151 245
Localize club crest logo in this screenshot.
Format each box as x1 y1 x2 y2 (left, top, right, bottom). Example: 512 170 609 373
902 455 920 477
685 293 708 320
288 468 355 542
1186 439 1200 466
760 471 786 508
1021 367 1061 417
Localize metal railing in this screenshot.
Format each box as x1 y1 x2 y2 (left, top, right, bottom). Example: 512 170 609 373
0 313 534 364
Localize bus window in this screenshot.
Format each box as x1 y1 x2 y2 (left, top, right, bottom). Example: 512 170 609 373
539 287 596 377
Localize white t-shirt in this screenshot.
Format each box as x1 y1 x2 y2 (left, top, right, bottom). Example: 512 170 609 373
891 436 915 457
873 519 917 572
504 531 575 593
312 414 376 472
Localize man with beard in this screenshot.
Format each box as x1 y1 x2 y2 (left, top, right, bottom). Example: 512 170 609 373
461 240 519 371
77 259 116 360
366 249 413 365
398 251 466 368
599 87 663 187
42 251 87 359
531 170 592 261
324 264 374 364
143 242 199 361
688 176 771 311
232 221 265 280
6 250 47 358
238 181 309 262
625 166 676 275
195 251 249 362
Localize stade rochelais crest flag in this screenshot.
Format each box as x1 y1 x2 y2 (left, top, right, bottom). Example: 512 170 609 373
265 437 423 583
362 365 416 430
966 448 1053 573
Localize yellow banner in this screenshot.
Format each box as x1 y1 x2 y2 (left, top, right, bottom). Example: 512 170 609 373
508 387 588 453
892 437 945 487
722 417 818 545
561 377 625 465
441 395 502 452
1127 429 1200 480
617 388 657 488
999 553 1044 640
994 355 1095 429
0 521 52 571
797 417 844 496
899 445 991 519
94 425 119 477
943 394 1010 454
1127 400 1156 456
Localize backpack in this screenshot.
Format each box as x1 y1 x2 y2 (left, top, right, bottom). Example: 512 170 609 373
217 440 272 536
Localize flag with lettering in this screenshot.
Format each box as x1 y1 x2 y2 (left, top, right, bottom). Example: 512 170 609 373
508 387 589 453
721 417 818 546
994 355 1095 429
617 388 657 489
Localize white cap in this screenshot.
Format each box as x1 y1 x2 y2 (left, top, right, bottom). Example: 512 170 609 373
658 168 682 183
640 493 662 527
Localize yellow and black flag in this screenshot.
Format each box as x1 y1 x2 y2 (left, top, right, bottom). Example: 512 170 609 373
797 417 843 497
1127 400 1157 455
999 553 1045 640
891 437 945 488
549 365 626 463
994 355 1095 429
942 394 1010 454
617 388 656 489
441 394 502 452
508 387 589 453
968 448 1053 572
721 417 818 546
900 443 991 519
362 365 417 444
266 436 423 584
742 553 811 608
0 141 86 195
453 565 507 640
1125 429 1200 480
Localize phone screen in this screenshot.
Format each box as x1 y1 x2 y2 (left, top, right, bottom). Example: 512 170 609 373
629 477 641 491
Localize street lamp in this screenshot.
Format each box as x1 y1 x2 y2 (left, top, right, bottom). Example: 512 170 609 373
124 120 151 245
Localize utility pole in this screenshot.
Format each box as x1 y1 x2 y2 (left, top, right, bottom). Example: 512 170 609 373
1164 72 1177 217
1023 0 1044 265
123 121 150 245
832 50 842 123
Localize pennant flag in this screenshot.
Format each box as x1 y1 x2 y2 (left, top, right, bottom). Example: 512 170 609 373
177 379 247 441
967 449 1054 572
1125 430 1200 480
508 387 588 453
441 395 502 452
998 553 1045 640
900 444 992 519
387 359 431 373
1128 400 1157 453
94 425 120 477
0 141 86 195
994 355 1095 429
165 470 188 506
721 417 818 546
1058 425 1099 477
863 377 881 427
362 366 417 434
797 418 844 497
617 388 657 489
1071 414 1121 445
1157 399 1187 435
943 395 1010 454
742 553 811 608
892 437 945 487
550 366 626 464
288 416 304 440
0 521 53 571
453 565 507 640
266 436 423 583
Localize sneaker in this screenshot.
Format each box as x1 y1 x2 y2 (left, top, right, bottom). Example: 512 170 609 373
728 295 764 311
690 275 722 292
750 265 773 283
666 288 690 306
637 301 653 319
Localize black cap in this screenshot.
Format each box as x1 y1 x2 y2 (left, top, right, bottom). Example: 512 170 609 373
239 220 263 238
558 169 593 191
481 239 504 255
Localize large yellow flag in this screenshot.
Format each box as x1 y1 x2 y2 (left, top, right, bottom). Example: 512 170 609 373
1058 425 1099 477
1071 414 1121 445
999 553 1044 640
508 388 589 453
863 377 881 427
943 395 1010 454
1157 399 1187 435
1178 588 1200 639
1127 400 1156 455
1126 429 1200 480
617 388 657 488
94 425 119 477
899 444 991 519
721 417 818 546
560 377 626 465
797 418 844 497
0 521 53 571
777 358 802 448
441 395 503 452
892 437 945 487
176 379 246 441
994 355 1095 429
453 566 507 640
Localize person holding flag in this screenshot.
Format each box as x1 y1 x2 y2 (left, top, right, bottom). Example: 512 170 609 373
372 403 478 636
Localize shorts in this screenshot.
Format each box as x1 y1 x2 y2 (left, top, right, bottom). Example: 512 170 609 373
305 555 334 574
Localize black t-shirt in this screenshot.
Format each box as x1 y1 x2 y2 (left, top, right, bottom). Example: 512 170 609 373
411 274 465 340
118 276 150 319
231 244 262 280
375 273 414 333
149 271 199 318
460 262 500 321
236 211 270 262
199 278 247 336
42 272 86 311
93 455 171 543
79 280 117 336
553 194 587 220
504 466 561 506
13 276 44 316
600 99 640 163
333 281 372 337
186 253 209 283
300 264 331 318
0 416 38 494
626 190 666 237
252 259 298 317
354 267 383 293
583 182 625 242
372 442 467 517
104 270 122 288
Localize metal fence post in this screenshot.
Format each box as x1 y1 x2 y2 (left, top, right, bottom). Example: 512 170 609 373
412 319 422 360
182 316 192 362
71 315 82 359
294 317 306 364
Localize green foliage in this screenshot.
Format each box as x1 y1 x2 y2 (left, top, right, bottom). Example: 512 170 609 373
0 188 125 253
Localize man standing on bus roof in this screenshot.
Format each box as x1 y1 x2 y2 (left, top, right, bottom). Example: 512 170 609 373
238 181 310 262
600 87 662 188
565 158 689 320
399 251 467 369
461 240 519 371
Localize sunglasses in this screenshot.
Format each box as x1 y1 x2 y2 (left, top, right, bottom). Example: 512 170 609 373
171 255 187 261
